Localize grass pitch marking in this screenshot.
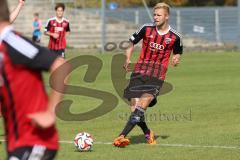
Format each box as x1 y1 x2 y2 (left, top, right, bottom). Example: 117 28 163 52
0 139 239 150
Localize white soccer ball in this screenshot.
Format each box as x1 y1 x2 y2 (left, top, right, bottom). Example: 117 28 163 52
74 132 93 152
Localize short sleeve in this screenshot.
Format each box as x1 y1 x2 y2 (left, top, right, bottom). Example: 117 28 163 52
45 20 51 32
173 36 183 55
66 22 70 32
129 25 147 45
3 32 58 71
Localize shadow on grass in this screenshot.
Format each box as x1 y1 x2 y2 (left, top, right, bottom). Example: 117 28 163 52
130 134 170 144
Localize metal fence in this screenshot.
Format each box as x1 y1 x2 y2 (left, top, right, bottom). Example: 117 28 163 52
83 7 239 45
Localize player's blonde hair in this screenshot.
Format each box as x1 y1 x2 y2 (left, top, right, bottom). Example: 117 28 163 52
153 2 170 14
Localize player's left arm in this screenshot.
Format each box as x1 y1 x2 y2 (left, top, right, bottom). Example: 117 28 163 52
65 22 71 36
28 57 70 129
172 36 183 67
9 0 25 23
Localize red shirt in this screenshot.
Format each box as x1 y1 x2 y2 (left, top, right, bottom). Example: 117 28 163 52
130 24 183 80
45 17 70 50
0 26 59 152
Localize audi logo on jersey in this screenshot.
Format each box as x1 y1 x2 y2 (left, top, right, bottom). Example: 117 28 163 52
150 42 165 51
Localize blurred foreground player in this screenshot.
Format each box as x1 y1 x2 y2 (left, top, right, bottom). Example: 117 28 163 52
113 2 183 147
0 0 70 159
0 0 25 117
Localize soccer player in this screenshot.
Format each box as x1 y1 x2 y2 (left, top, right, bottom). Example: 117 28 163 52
32 13 42 43
10 0 25 23
0 0 70 159
113 2 183 147
44 3 70 58
0 0 25 118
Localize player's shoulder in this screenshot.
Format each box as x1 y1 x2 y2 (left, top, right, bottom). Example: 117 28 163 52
46 17 56 23
63 17 70 23
142 23 155 27
169 27 182 39
2 29 38 59
136 23 155 34
139 23 155 29
1 26 24 44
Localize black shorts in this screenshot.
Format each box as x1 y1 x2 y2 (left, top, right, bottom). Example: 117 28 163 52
124 73 164 107
8 146 57 160
50 49 65 58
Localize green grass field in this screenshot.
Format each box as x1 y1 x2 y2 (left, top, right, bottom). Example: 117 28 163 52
1 50 240 160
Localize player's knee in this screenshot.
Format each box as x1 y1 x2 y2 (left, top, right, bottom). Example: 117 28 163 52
130 105 136 112
139 94 154 107
141 93 154 100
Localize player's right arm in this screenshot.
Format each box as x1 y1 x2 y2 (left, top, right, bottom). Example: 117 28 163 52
123 42 134 72
45 32 59 39
44 19 59 39
123 24 147 72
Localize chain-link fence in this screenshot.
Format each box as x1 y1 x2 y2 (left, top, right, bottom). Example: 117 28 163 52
83 7 238 46
9 0 240 49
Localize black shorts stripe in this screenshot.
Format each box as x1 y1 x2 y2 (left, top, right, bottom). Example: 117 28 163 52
2 67 19 140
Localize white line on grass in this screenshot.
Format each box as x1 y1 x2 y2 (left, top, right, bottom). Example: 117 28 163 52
0 140 239 150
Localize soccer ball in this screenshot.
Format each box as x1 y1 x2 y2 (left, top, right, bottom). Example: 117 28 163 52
74 132 93 151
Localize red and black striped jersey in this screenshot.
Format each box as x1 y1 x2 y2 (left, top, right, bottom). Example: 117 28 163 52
0 26 59 152
129 23 183 80
45 17 70 50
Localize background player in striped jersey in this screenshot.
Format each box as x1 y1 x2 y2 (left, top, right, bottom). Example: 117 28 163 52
113 2 183 147
44 3 70 58
0 0 70 159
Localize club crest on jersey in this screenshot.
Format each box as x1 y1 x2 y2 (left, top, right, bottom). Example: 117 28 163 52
165 38 172 44
62 22 68 27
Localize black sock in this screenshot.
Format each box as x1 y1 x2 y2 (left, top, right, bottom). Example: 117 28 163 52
120 106 145 137
119 119 136 137
137 121 150 135
136 107 150 135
